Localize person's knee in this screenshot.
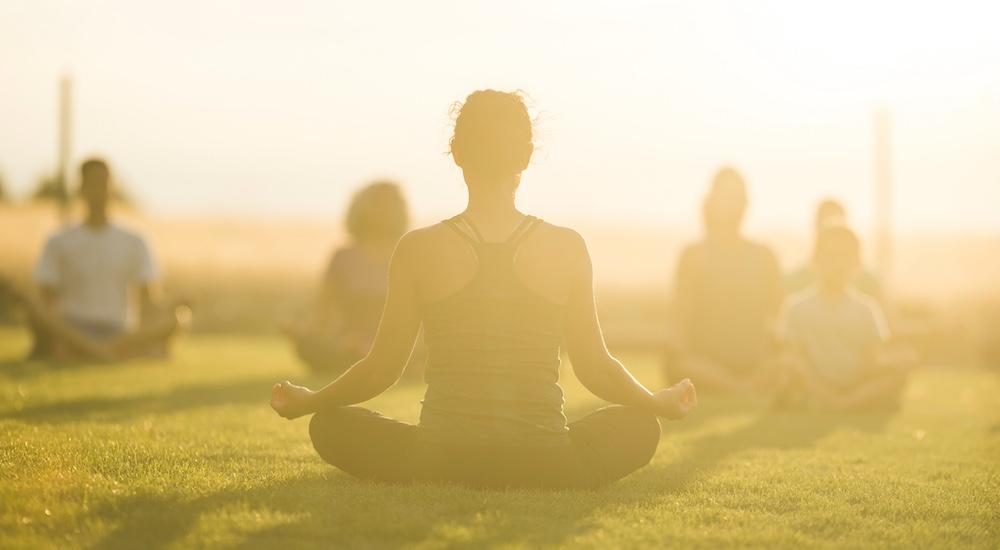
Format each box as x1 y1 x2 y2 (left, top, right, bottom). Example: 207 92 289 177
634 410 661 463
309 408 359 465
611 406 661 465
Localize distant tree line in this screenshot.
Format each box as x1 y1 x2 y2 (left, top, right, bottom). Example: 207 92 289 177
0 171 133 206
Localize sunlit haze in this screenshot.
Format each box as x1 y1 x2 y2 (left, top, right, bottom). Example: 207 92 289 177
2 1 998 233
2 4 1000 545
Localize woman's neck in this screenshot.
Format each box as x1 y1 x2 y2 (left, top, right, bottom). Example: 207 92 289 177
462 174 524 235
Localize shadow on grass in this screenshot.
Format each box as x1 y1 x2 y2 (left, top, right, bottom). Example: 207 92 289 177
0 351 179 380
0 357 49 378
656 408 894 492
0 355 414 425
92 473 357 550
88 402 896 549
93 471 603 550
3 376 278 424
92 471 644 549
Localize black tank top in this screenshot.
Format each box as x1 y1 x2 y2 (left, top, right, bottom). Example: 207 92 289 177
418 215 570 446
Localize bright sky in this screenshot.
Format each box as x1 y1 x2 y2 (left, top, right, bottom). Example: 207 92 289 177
2 0 998 233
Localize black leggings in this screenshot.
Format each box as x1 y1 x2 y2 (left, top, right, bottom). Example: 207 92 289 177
309 405 660 489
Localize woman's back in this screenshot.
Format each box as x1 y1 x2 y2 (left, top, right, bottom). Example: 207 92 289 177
405 215 583 446
272 89 696 489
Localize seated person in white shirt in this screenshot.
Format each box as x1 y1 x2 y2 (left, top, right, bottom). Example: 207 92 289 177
775 224 915 411
1 158 185 362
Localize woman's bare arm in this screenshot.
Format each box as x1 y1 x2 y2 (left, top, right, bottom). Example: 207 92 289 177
562 231 697 419
272 234 422 419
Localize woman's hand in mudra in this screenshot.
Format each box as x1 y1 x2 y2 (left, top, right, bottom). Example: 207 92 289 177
271 381 317 420
651 378 698 420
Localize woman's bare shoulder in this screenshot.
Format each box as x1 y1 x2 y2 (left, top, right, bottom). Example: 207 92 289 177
527 221 590 266
393 223 462 263
537 220 586 246
397 223 453 247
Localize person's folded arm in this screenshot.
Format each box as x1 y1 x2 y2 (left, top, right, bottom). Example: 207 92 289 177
273 233 422 418
562 231 657 412
136 283 161 324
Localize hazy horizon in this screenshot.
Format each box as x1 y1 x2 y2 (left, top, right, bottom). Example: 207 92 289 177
2 1 999 233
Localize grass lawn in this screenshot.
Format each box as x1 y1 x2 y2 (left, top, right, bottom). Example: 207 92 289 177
1 327 998 549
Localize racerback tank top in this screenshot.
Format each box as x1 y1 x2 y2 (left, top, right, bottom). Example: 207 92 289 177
418 215 570 446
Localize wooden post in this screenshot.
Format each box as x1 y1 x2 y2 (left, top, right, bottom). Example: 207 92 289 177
57 75 73 223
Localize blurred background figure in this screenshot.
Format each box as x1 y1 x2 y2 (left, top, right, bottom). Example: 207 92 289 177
664 167 783 393
284 181 410 375
0 158 185 362
775 225 915 410
785 198 883 301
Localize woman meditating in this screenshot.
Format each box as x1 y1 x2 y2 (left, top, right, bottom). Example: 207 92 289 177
284 181 410 375
271 90 697 489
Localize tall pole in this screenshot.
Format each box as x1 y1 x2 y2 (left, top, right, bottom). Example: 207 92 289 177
57 75 73 223
874 107 892 296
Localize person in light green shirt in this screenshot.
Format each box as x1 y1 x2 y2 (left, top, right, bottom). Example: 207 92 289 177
777 225 914 410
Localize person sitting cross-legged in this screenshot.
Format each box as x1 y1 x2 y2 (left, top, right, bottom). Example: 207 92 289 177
664 168 783 393
271 90 697 489
283 181 411 376
774 225 915 411
0 158 186 363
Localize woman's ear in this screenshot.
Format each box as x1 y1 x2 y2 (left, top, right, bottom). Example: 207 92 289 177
450 139 465 168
